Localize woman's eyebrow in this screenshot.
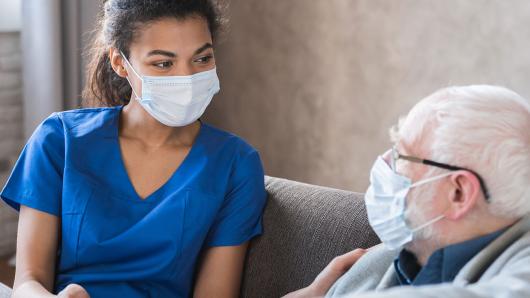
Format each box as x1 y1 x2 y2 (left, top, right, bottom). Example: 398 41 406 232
145 44 212 58
146 49 177 58
194 43 213 55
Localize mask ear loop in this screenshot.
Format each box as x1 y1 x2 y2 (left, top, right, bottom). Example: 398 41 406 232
411 214 445 233
409 171 454 189
406 172 453 232
120 51 144 102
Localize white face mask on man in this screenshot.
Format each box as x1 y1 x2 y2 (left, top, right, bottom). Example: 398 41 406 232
364 156 452 251
121 51 220 127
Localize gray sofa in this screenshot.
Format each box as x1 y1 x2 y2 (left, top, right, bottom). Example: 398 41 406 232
0 176 380 298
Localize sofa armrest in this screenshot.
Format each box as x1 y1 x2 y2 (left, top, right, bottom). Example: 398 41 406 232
0 282 11 298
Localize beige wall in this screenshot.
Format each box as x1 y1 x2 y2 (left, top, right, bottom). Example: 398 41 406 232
204 0 530 192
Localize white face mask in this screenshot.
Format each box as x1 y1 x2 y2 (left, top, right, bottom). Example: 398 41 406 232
121 52 220 127
365 156 452 251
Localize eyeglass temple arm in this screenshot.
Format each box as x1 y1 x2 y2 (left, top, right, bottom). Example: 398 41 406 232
422 159 491 200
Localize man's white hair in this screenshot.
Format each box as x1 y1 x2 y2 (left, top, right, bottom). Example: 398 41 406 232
393 85 530 219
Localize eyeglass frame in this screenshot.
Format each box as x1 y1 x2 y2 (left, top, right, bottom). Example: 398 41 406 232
391 146 491 201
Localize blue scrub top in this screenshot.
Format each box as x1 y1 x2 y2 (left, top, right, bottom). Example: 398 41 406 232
1 106 267 297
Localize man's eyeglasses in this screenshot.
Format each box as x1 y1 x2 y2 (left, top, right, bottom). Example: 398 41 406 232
391 146 491 201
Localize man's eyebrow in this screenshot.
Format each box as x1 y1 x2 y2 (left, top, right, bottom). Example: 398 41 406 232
146 50 177 58
194 43 213 55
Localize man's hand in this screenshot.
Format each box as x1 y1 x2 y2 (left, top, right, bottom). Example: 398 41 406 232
283 248 367 298
57 284 90 298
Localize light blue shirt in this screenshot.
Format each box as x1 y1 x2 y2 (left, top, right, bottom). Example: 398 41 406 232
1 106 267 297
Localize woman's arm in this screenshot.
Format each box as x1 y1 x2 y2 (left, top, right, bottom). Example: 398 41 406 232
12 206 59 297
193 243 249 298
12 206 89 298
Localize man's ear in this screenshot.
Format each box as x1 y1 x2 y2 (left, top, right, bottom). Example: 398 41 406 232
444 171 482 220
109 47 128 78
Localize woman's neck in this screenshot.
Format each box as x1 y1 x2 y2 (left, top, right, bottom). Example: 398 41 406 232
119 99 199 148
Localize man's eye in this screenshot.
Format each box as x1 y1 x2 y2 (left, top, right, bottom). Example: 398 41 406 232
195 55 213 64
154 61 173 68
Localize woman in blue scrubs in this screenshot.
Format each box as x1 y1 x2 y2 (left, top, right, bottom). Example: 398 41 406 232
1 1 267 297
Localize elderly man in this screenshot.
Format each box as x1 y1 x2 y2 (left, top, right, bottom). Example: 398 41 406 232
286 85 530 298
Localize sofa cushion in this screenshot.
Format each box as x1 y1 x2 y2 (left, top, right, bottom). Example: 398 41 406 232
241 176 380 297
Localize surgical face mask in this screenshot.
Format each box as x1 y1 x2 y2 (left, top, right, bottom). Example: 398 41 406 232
121 52 220 127
365 156 452 251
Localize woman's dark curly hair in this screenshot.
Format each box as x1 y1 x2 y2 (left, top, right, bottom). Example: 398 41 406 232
82 0 226 107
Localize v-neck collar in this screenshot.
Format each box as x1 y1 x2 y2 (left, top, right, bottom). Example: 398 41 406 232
112 105 206 202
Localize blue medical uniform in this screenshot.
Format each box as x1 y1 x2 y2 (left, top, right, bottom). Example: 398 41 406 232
1 106 267 297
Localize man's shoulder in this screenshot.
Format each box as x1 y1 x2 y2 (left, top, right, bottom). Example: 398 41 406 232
484 226 530 271
458 217 530 283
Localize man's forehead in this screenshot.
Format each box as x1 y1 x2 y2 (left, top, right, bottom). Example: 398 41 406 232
393 121 420 156
394 134 432 160
395 106 437 158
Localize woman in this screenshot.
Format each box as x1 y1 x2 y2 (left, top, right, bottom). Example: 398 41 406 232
1 0 267 297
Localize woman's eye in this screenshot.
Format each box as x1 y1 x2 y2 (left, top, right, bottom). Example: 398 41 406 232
195 55 213 64
154 61 173 69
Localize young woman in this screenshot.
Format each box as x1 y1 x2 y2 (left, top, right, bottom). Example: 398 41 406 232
1 0 267 297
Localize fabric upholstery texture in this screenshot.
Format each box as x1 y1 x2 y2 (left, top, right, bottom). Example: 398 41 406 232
240 176 380 297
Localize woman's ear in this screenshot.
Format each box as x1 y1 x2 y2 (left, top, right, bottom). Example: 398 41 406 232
109 48 128 78
444 171 482 220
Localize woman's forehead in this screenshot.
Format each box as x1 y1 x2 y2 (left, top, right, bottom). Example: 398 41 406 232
131 17 213 56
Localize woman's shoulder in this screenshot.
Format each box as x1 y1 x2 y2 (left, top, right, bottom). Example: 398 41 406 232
30 106 120 144
55 106 121 131
201 122 258 157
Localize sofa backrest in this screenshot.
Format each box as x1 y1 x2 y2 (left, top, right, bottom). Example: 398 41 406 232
241 177 380 297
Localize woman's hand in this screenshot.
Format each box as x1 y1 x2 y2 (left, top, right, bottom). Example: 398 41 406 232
57 284 90 298
282 248 367 298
